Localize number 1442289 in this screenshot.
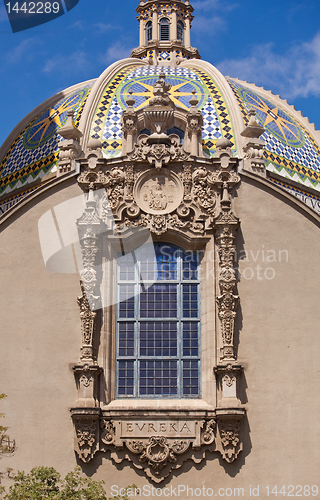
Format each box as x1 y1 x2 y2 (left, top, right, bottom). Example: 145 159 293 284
6 2 60 14
265 485 318 497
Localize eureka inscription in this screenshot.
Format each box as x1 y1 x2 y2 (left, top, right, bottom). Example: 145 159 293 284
121 420 196 438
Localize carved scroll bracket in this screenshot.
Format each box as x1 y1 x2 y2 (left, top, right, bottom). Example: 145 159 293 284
215 410 245 464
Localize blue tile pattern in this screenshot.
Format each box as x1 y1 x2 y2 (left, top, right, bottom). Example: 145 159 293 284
0 82 94 215
91 65 237 158
228 79 320 193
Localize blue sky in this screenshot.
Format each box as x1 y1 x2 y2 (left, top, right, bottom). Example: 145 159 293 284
0 0 320 147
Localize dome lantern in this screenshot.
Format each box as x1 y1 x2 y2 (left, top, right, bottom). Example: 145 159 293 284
131 0 200 65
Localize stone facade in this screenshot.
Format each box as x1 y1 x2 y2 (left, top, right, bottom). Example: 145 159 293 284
0 1 320 498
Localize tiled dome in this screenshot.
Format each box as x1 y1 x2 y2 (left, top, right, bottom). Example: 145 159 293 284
1 58 320 217
0 81 95 214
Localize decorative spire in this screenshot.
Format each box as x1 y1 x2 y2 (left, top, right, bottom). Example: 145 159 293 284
131 0 200 66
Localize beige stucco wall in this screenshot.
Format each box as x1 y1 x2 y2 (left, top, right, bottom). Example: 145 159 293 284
0 175 319 499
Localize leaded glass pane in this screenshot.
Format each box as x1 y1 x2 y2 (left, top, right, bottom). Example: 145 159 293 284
140 284 177 318
118 252 135 281
118 360 134 396
183 323 199 357
139 360 178 396
182 251 199 280
182 360 199 396
183 284 199 318
140 322 177 357
116 244 201 398
119 323 135 356
119 284 135 318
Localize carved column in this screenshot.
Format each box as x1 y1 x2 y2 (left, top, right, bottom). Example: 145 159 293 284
152 6 158 41
184 14 191 47
139 14 144 46
171 8 177 40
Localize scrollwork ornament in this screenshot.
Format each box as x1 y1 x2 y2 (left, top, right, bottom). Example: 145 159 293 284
101 420 115 445
201 419 216 445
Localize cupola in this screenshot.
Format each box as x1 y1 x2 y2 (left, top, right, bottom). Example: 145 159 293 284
131 0 200 65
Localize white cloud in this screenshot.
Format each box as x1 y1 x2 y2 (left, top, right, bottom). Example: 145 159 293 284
42 51 92 75
99 42 131 65
192 0 237 34
4 38 37 64
217 31 320 99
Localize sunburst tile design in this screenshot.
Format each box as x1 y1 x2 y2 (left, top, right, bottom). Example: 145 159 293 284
228 79 320 193
90 65 237 159
0 82 95 216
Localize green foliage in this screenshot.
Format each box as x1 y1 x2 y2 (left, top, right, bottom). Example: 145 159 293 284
58 467 107 500
4 467 61 500
3 467 108 500
1 462 137 500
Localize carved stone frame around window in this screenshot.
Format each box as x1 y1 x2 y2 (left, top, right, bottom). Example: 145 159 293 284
69 76 246 482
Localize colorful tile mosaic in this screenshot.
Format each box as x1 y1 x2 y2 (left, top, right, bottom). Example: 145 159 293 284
0 82 95 215
90 65 237 158
268 175 320 215
228 79 320 193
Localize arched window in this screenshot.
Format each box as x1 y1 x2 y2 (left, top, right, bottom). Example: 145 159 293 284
159 17 170 41
116 243 201 398
177 20 184 43
146 21 152 43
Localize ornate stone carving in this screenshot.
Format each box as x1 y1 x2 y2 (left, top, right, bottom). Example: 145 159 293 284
134 169 183 215
218 419 242 463
77 168 125 209
192 167 217 214
187 92 203 157
73 414 99 463
125 164 135 201
201 419 216 445
118 213 204 237
77 281 97 360
183 163 193 201
128 135 189 169
126 437 190 475
214 195 240 360
101 419 115 446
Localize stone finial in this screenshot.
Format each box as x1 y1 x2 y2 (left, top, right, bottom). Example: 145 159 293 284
126 91 135 107
57 110 83 176
240 109 266 177
59 110 82 140
241 109 265 139
189 90 199 107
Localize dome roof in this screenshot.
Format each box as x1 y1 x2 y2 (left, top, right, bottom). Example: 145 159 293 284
0 80 95 214
1 3 320 218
